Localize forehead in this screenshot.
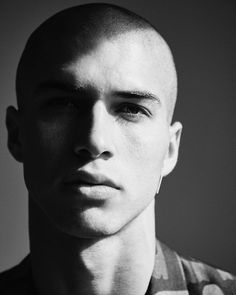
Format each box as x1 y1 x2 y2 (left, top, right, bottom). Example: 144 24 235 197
63 33 166 94
21 31 175 109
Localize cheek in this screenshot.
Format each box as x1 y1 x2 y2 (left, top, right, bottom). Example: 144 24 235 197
38 120 71 152
21 119 73 190
23 118 72 160
125 123 169 166
121 123 169 190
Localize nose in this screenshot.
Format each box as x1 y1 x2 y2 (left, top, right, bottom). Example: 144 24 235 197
74 100 115 160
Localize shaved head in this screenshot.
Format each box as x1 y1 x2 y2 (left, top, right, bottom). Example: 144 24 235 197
16 3 177 121
8 3 183 240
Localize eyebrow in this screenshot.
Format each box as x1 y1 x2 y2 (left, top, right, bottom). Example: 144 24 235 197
35 80 161 104
35 80 77 94
112 90 161 104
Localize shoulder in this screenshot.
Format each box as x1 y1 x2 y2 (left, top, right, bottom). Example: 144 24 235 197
0 256 36 295
152 240 236 295
180 254 236 295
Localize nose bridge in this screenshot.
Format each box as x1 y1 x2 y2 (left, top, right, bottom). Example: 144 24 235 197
87 99 113 156
90 100 108 136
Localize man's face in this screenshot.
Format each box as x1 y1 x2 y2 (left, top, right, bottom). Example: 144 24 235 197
14 32 180 237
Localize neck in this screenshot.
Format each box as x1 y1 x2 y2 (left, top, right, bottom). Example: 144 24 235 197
29 199 156 295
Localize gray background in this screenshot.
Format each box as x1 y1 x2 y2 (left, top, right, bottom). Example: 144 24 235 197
0 0 235 273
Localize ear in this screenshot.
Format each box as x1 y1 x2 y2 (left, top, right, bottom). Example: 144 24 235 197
6 106 24 162
162 121 183 177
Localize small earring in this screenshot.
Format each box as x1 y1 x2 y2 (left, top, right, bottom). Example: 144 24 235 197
156 175 163 195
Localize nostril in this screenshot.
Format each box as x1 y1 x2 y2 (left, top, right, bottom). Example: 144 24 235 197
73 146 111 160
98 151 111 160
74 147 90 156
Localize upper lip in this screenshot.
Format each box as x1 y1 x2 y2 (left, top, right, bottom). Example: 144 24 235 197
64 170 120 189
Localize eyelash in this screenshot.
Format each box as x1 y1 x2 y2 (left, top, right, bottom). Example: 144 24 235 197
116 103 150 121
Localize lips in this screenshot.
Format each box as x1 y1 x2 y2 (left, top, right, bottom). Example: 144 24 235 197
64 170 120 190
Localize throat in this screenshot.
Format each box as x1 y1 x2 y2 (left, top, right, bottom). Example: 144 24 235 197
29 199 156 295
75 231 155 295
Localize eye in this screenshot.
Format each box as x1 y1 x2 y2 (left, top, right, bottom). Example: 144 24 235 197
117 103 150 121
119 104 148 116
47 97 76 108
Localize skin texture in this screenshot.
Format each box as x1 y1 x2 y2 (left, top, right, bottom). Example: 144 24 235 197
6 5 182 295
16 4 177 122
8 31 181 238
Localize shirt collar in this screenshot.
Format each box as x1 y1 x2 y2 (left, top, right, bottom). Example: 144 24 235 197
146 240 188 295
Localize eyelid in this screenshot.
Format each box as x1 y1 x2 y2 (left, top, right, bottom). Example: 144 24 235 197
119 102 151 114
115 102 152 123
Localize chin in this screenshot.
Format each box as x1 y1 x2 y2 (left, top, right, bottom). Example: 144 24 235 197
52 208 129 239
57 221 124 239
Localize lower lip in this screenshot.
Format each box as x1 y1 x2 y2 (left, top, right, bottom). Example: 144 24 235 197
64 183 118 200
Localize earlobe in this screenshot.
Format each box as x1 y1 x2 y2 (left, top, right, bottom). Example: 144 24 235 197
162 121 183 177
6 106 24 163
